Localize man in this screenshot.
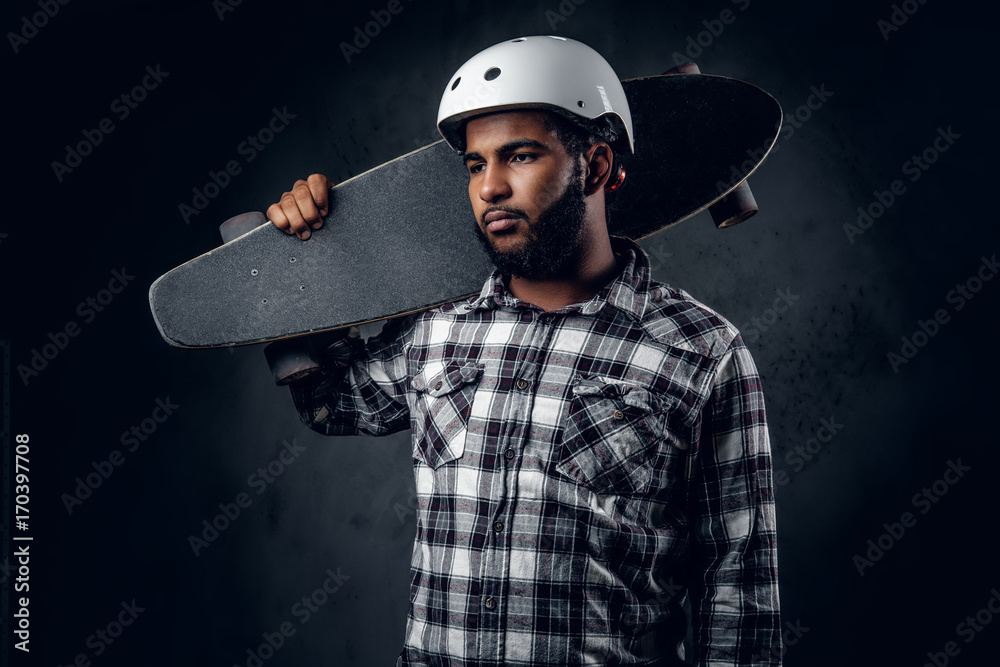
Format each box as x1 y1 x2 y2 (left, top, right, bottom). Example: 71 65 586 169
267 36 780 666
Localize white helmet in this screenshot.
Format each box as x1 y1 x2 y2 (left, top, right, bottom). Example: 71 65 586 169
436 35 634 155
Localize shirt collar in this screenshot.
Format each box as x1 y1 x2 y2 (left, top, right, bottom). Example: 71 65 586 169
467 236 653 321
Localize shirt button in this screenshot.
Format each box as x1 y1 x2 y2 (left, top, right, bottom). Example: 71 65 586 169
484 597 496 609
515 378 528 390
434 380 442 391
493 520 504 532
504 448 515 460
613 409 624 420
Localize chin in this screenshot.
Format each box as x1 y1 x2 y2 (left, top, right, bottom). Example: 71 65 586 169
487 230 528 251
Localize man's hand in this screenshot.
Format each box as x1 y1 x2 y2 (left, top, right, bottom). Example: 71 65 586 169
267 173 334 240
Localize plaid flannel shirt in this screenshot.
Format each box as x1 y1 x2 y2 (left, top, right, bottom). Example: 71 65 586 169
290 236 780 666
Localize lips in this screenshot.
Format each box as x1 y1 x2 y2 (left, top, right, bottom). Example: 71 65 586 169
484 210 524 233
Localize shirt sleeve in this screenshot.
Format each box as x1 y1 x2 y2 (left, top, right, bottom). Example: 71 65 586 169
687 335 781 666
288 315 417 438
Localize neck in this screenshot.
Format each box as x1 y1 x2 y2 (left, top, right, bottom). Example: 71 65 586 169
507 229 619 312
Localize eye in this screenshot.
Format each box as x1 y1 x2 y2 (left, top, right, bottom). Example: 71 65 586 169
511 153 536 164
468 162 485 174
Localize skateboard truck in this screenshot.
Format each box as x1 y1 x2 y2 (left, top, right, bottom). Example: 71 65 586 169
263 336 322 385
262 330 361 385
662 62 759 229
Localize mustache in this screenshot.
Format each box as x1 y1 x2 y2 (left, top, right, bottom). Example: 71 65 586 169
481 206 528 227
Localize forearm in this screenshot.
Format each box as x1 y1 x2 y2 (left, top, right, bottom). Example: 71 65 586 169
287 319 415 437
689 339 781 665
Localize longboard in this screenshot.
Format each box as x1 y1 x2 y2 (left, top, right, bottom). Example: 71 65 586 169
149 73 781 348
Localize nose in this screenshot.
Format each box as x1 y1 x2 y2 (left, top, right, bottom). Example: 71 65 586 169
478 163 512 203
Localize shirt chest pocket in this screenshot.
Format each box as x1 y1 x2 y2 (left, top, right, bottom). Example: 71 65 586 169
411 361 484 469
556 377 670 497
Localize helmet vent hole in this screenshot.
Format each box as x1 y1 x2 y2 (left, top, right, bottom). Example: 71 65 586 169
577 100 585 108
484 67 501 81
511 38 526 42
451 77 461 90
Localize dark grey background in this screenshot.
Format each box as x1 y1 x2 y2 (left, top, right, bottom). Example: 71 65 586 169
3 0 996 665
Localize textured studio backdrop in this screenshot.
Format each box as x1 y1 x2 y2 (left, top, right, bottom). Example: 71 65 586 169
2 0 996 665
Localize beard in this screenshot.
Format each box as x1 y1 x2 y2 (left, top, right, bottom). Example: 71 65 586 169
474 162 588 281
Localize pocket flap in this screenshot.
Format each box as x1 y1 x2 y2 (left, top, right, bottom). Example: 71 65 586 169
570 375 672 415
413 361 483 397
411 361 483 469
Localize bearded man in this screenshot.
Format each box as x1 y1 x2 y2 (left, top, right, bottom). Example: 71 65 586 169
266 36 781 667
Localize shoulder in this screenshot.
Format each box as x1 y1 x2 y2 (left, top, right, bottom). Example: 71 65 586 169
637 280 740 360
410 294 481 327
400 295 483 344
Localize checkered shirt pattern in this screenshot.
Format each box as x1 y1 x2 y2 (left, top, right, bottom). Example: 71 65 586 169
290 236 781 666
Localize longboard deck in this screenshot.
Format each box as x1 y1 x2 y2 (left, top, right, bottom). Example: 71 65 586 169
150 73 781 348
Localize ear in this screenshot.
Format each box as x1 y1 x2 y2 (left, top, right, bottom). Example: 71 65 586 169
583 142 614 196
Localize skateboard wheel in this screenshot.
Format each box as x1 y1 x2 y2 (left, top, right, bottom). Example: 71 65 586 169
709 180 758 228
219 211 268 244
662 62 701 75
313 327 362 366
263 337 321 386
